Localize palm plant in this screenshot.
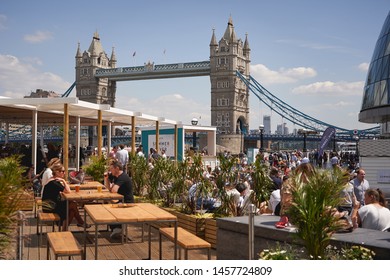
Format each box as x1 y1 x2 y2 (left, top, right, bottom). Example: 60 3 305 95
84 155 107 183
147 157 175 202
250 157 274 209
128 154 148 196
169 158 191 209
286 167 347 259
0 155 28 258
184 153 215 214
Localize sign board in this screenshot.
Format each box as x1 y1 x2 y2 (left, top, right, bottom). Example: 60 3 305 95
377 170 390 183
148 134 175 157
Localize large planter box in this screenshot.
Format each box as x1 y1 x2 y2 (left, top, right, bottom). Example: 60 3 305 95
205 218 217 249
17 190 34 211
164 209 206 238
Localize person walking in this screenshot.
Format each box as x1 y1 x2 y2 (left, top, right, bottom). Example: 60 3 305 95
115 144 129 173
350 169 370 207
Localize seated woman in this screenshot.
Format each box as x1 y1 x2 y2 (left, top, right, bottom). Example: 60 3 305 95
42 163 90 230
351 188 390 231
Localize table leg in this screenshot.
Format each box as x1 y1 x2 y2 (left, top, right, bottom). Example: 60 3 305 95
94 224 98 260
148 223 152 260
83 210 87 259
174 221 178 260
65 200 69 231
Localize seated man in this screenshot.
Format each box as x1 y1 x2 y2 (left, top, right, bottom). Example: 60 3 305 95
188 182 217 212
103 160 134 238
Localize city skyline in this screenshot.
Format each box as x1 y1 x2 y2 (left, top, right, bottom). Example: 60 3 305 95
0 1 389 133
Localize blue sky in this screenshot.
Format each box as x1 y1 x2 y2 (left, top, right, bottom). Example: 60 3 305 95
0 0 389 133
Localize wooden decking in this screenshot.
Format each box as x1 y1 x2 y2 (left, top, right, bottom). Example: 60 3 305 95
20 210 216 260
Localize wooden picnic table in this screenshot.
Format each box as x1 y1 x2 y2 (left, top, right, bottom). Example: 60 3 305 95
83 203 178 260
61 190 123 230
69 181 104 190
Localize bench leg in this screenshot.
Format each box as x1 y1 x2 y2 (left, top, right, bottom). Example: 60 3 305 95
159 231 162 260
148 224 152 259
47 238 50 260
185 248 188 260
207 248 211 260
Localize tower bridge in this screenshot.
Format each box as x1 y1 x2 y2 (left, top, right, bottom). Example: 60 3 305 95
3 17 378 152
95 61 211 81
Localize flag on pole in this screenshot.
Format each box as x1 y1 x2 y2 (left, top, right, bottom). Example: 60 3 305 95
163 49 166 55
318 127 336 160
132 51 136 57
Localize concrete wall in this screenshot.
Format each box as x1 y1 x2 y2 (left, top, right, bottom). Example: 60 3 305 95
216 215 390 260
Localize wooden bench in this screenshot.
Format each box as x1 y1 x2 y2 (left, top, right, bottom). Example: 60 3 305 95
46 231 83 260
37 211 61 235
37 211 61 248
159 227 211 260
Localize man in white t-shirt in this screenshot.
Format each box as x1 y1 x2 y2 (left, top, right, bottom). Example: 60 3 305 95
269 189 281 215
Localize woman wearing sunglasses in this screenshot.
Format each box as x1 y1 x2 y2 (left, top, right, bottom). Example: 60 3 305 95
42 163 90 230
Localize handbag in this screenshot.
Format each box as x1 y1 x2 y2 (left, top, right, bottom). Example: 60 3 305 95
41 200 57 212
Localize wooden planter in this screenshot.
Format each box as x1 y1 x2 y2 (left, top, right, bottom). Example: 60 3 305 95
164 209 206 238
17 190 35 211
205 218 217 249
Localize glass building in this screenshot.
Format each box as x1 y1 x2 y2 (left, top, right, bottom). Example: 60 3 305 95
359 11 390 136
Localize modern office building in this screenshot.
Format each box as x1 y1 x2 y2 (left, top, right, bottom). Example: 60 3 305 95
263 115 271 135
359 11 390 137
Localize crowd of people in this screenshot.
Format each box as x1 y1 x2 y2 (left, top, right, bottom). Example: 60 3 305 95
258 150 390 232
14 141 390 235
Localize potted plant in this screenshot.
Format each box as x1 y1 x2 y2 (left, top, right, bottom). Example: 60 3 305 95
0 155 29 258
286 167 348 259
128 154 149 197
83 155 107 183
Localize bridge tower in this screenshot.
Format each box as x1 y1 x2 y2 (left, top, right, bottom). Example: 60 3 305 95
209 16 251 154
75 31 117 106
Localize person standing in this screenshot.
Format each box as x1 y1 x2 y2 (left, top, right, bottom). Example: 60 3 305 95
109 146 118 159
79 146 85 167
161 148 167 159
103 160 134 238
115 144 129 173
350 169 370 207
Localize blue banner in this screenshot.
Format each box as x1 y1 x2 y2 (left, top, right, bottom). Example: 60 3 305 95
318 127 335 159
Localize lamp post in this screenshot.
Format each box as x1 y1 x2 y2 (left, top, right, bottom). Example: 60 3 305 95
297 128 308 153
259 124 264 152
191 117 198 149
353 135 359 163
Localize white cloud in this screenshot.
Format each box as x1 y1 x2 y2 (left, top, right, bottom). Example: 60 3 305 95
0 54 70 98
116 92 210 125
250 64 317 85
23 30 53 43
334 101 353 107
276 39 351 53
0 14 7 30
292 80 364 96
358 62 369 72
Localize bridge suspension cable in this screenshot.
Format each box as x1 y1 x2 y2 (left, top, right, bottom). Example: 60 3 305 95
236 71 380 136
61 82 76 98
